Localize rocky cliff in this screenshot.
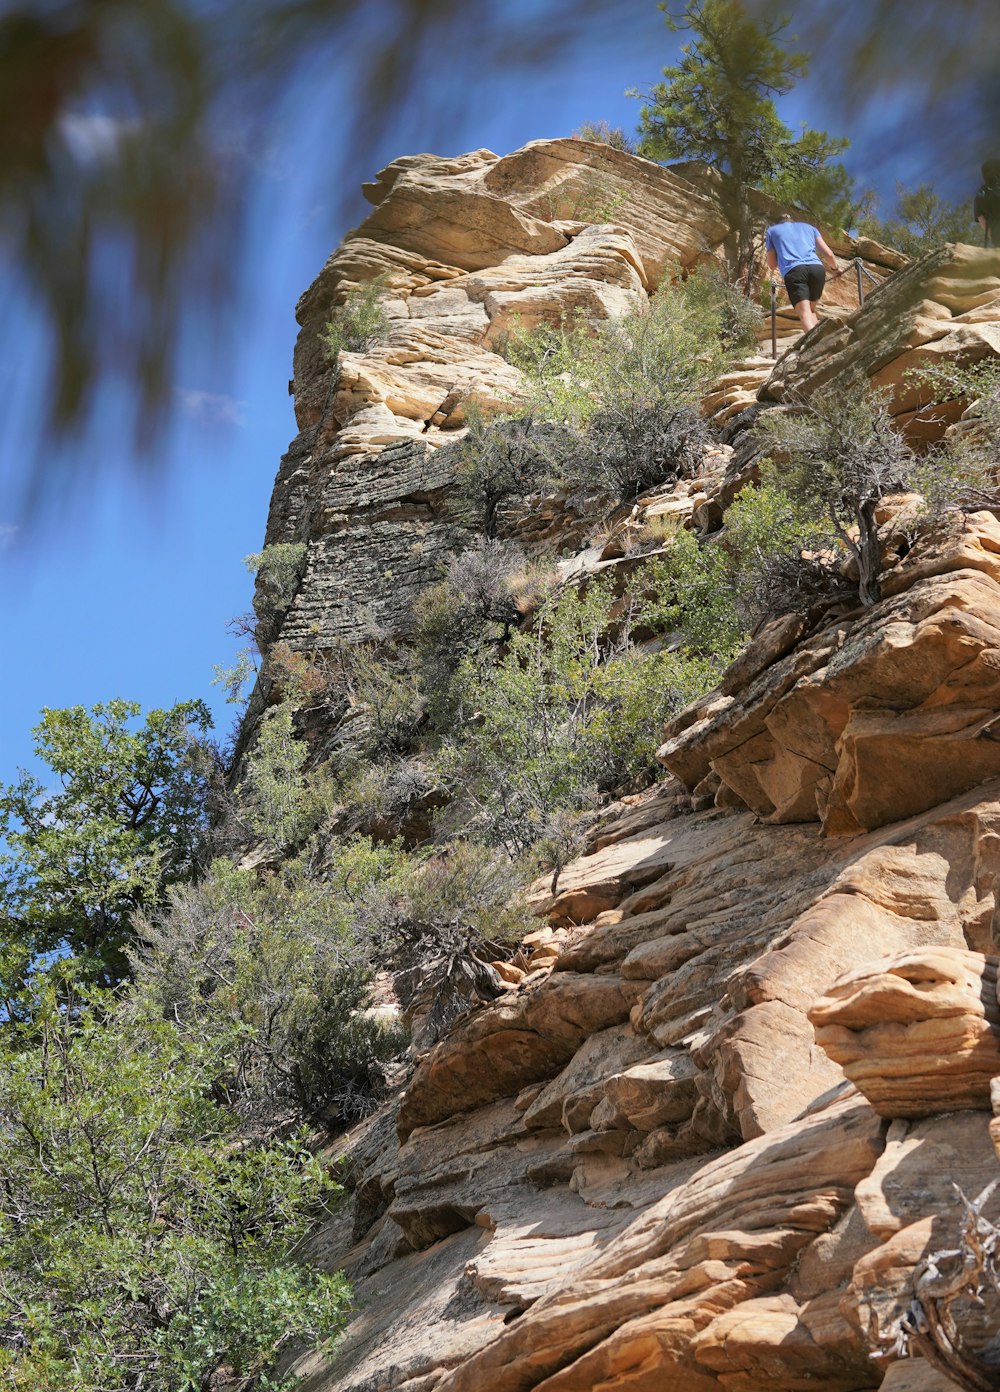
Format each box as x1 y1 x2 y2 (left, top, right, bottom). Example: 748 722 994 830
254 139 1000 1392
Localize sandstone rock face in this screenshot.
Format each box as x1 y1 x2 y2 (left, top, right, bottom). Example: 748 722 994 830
260 139 907 652
810 948 1000 1118
259 149 1000 1392
265 139 744 649
289 779 1000 1391
658 512 1000 835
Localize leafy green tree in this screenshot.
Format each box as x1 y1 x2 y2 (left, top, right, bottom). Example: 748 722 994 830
0 991 348 1391
634 1 852 277
761 127 858 233
858 183 977 256
0 699 213 994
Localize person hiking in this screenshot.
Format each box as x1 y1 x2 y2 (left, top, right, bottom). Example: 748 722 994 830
764 213 842 333
974 158 1000 246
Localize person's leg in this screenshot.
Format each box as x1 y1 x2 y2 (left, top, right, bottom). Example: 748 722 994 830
784 265 821 332
795 299 818 331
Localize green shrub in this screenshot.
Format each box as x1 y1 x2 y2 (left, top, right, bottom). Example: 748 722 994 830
907 358 1000 513
320 275 392 360
248 542 307 632
677 262 763 356
448 404 555 535
134 841 407 1129
641 525 744 656
495 275 754 501
412 539 523 726
573 121 637 153
439 578 718 853
348 642 426 760
335 755 447 842
643 477 843 654
232 702 337 853
754 383 919 605
0 993 349 1391
362 840 530 1045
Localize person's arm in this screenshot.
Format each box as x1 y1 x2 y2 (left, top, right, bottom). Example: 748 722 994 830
766 246 778 274
814 233 841 277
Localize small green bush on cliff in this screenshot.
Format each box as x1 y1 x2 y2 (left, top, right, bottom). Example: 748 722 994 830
908 358 1000 511
437 576 718 854
448 405 556 535
754 383 919 606
320 275 392 360
231 702 338 853
573 120 637 153
412 539 524 725
362 839 531 1043
492 272 758 502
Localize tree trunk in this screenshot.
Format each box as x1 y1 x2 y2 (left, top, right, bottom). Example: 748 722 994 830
856 499 882 606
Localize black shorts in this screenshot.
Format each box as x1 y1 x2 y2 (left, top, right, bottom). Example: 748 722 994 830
783 262 825 305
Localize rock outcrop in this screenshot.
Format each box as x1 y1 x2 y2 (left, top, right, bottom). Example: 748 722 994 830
262 138 899 650
657 510 1000 834
760 241 1000 440
246 142 1000 1391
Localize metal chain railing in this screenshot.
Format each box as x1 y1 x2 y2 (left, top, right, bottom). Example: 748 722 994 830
853 255 882 306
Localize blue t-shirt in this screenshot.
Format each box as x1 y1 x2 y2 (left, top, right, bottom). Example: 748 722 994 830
765 222 821 277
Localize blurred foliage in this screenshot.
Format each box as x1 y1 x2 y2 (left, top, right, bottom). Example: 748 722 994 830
751 0 1000 193
0 0 636 497
858 183 978 255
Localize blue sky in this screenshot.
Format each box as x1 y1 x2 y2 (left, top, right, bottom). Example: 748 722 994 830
0 1 972 781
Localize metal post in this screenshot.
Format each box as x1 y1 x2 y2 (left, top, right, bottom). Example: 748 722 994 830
770 279 777 358
855 256 865 307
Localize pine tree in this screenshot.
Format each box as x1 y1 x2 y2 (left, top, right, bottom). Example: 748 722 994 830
635 1 851 283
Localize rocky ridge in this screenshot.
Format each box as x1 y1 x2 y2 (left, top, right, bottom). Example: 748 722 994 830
251 140 1000 1391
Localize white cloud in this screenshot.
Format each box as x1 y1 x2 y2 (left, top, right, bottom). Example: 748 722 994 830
58 112 138 164
177 389 248 429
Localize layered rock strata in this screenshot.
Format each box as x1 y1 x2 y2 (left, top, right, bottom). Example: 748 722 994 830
658 511 1000 835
